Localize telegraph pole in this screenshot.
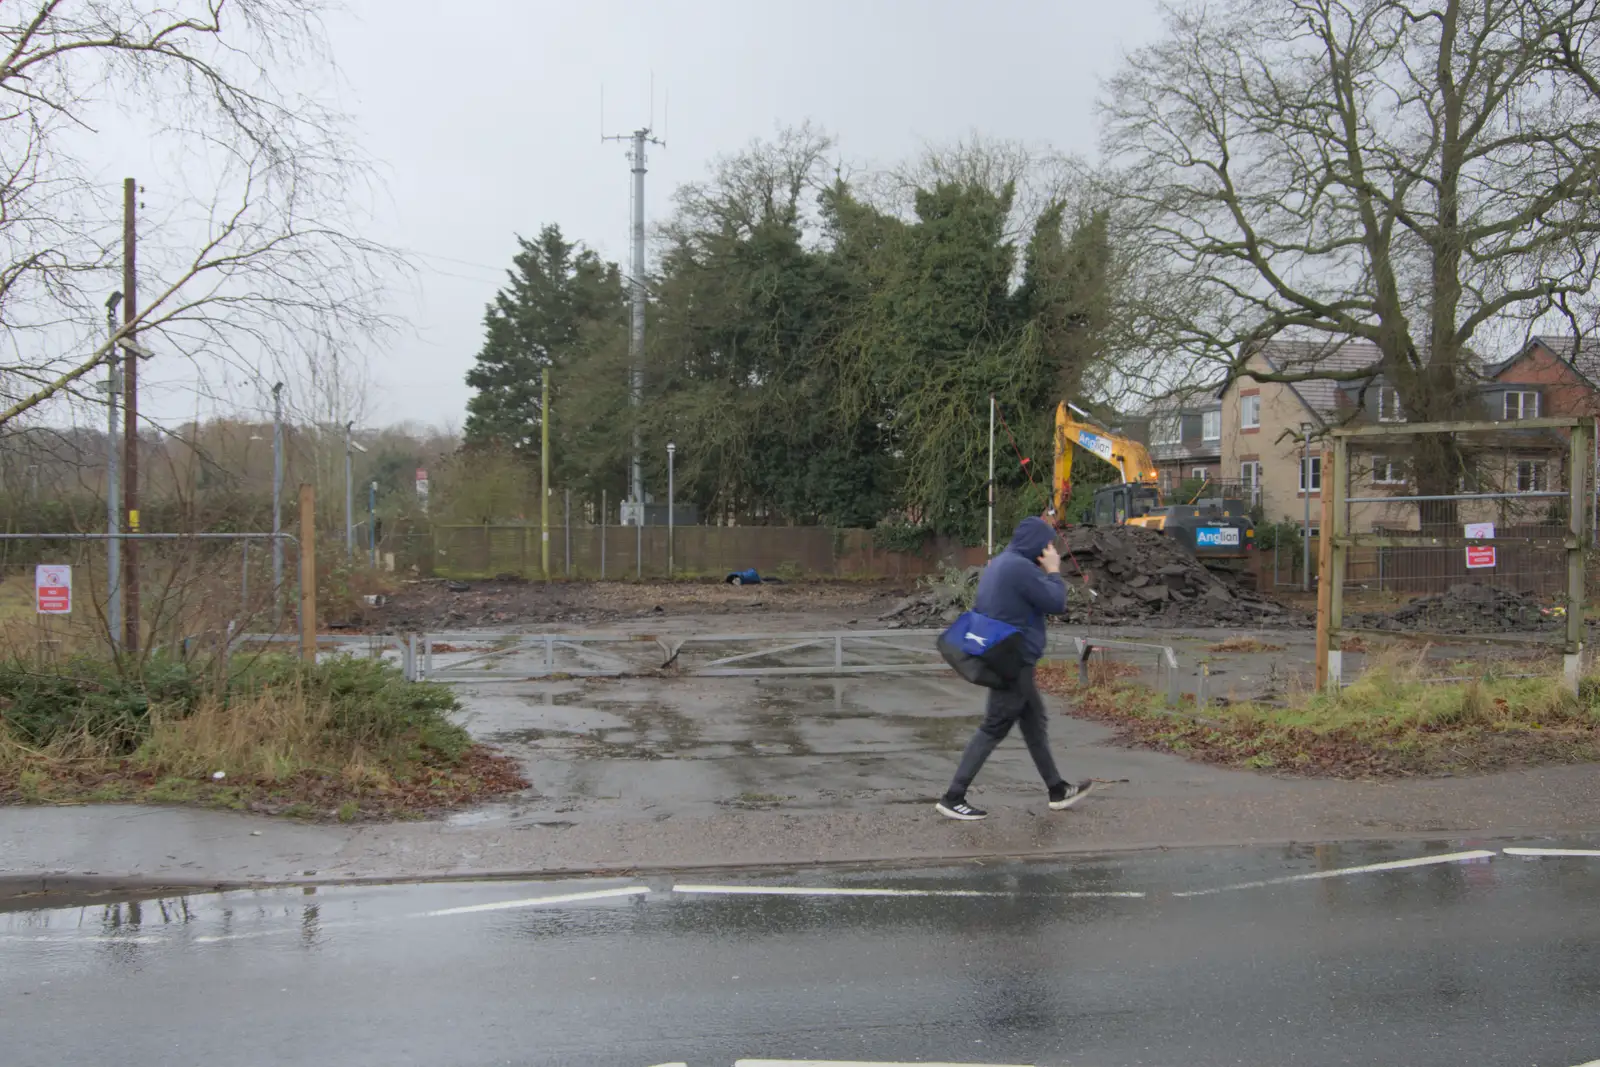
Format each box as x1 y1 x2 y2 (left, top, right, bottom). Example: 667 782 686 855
121 177 140 652
603 125 663 525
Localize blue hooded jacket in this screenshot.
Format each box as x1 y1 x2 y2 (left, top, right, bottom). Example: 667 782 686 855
972 517 1067 664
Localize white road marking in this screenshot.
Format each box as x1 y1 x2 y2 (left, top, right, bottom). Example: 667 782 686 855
736 1060 1035 1066
419 885 650 916
1504 847 1600 858
673 885 1144 899
1172 850 1498 897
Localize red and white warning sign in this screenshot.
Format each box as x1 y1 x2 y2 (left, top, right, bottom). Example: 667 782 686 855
1464 521 1496 569
35 564 71 614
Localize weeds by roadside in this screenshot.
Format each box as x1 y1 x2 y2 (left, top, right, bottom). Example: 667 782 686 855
0 655 526 818
1205 637 1286 654
1039 654 1600 778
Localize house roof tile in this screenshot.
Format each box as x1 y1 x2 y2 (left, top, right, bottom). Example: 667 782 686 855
1529 336 1600 386
1150 440 1223 462
1246 339 1385 422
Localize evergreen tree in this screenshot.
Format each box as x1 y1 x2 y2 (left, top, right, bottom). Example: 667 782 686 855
463 225 625 456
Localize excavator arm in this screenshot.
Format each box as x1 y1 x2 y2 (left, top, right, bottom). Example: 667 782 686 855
1050 402 1159 518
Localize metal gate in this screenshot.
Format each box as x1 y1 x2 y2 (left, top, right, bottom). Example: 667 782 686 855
417 628 952 682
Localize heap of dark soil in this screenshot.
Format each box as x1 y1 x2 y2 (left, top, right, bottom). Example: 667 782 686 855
1353 583 1565 634
880 526 1298 628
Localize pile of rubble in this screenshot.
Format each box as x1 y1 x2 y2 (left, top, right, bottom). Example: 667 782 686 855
1055 525 1294 626
879 525 1297 628
1353 583 1564 634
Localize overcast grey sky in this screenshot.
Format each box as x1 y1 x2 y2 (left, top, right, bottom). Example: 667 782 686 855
322 0 1167 428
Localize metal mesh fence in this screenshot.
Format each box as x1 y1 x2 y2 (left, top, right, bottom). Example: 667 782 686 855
0 534 292 659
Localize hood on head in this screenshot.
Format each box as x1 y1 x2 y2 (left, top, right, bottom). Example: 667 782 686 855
1007 517 1056 560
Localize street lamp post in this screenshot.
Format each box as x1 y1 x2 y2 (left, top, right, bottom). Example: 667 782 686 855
271 382 285 618
666 442 676 578
343 422 366 560
1301 422 1313 593
105 291 123 649
345 421 354 559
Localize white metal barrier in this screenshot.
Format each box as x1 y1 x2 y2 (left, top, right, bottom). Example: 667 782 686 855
417 629 953 681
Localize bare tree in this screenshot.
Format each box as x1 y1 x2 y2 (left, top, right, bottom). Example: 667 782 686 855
1104 0 1600 498
0 0 402 431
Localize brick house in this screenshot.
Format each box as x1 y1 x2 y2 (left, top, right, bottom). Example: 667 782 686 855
1486 336 1600 420
1216 336 1593 533
1218 339 1384 532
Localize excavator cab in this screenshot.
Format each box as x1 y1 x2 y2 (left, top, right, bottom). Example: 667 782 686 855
1092 484 1160 526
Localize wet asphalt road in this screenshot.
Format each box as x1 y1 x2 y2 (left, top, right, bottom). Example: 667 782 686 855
4 841 1599 1067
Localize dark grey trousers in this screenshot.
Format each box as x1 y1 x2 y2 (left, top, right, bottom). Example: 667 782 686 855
943 664 1065 801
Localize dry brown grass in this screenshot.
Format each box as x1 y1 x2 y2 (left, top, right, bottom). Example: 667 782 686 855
136 686 365 783
1206 637 1287 654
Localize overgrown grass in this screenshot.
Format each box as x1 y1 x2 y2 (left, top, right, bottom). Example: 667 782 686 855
1039 654 1600 777
0 654 526 817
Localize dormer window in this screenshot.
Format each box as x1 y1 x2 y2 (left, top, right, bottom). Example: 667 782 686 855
1504 391 1540 420
1377 387 1403 422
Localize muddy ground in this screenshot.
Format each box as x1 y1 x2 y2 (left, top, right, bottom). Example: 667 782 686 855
362 578 913 634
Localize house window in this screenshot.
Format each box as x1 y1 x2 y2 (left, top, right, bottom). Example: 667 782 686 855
1504 391 1540 420
1201 410 1221 442
1516 460 1547 493
1377 387 1404 423
1240 460 1262 503
1372 454 1403 485
1192 467 1209 482
1300 455 1322 493
1151 417 1181 446
1241 394 1261 430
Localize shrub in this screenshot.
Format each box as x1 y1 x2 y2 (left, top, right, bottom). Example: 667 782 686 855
0 653 465 762
0 656 199 753
872 518 931 553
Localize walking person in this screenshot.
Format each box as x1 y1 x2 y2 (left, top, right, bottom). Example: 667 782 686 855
936 516 1093 821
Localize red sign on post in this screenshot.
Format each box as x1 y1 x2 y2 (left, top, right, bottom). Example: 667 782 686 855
1465 545 1497 569
35 564 71 614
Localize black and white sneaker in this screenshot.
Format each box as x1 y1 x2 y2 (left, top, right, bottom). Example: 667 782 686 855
935 796 989 821
1048 779 1096 811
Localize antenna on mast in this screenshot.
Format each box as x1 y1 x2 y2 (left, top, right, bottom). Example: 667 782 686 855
603 95 666 529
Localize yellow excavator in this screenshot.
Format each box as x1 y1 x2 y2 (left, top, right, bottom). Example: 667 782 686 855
1049 401 1256 573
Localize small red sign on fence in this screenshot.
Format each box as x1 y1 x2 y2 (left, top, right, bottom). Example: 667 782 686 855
35 564 71 614
1465 544 1497 569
